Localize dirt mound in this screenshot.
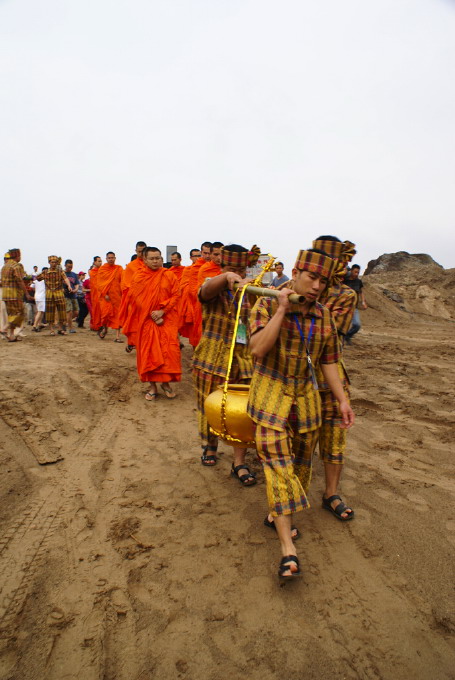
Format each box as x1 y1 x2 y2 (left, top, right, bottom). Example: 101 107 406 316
362 253 455 322
364 251 443 275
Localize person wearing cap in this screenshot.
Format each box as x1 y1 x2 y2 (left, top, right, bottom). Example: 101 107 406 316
36 256 73 335
0 248 32 342
192 244 260 483
248 248 355 580
311 236 357 522
75 271 89 328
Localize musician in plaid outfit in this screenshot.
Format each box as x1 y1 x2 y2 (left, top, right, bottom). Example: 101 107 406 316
248 249 355 580
36 256 74 335
0 249 32 342
192 243 260 486
311 236 357 521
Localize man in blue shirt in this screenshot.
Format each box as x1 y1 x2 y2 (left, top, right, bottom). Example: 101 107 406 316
271 262 289 287
63 259 80 333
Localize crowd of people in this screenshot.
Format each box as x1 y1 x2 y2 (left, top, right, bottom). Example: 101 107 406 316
1 239 367 580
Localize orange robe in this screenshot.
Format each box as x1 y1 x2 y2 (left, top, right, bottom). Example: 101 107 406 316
184 258 221 347
177 258 206 347
119 258 145 346
130 267 181 383
170 264 185 283
97 264 123 329
178 265 194 339
197 260 222 288
89 266 101 330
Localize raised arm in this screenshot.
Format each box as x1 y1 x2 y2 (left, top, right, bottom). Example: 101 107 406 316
249 289 292 359
199 272 248 301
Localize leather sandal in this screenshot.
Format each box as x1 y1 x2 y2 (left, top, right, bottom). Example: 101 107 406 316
322 494 354 521
278 555 302 581
201 446 217 466
231 464 256 486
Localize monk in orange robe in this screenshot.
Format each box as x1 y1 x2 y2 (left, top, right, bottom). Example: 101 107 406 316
169 251 185 282
178 247 202 340
197 241 223 288
89 255 102 331
130 246 181 400
119 241 147 351
97 252 124 341
183 242 212 348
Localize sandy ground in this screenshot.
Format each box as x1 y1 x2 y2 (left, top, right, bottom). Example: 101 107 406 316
0 306 454 680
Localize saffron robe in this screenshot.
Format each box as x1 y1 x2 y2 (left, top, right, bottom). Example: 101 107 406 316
197 260 222 288
178 265 195 339
130 267 181 383
97 264 123 329
183 257 208 348
119 258 145 345
89 267 102 330
170 264 185 283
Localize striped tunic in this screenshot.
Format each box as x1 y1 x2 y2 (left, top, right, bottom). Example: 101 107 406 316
247 296 339 433
1 260 25 324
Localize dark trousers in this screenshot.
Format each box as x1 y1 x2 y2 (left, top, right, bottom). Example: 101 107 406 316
77 298 89 327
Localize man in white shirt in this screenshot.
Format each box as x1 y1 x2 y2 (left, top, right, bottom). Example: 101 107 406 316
31 267 47 331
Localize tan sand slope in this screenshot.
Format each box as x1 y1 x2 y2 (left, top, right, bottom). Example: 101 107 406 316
363 251 455 320
0 281 454 678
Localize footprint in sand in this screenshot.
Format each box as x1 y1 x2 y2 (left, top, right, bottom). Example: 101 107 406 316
406 492 428 512
374 488 394 501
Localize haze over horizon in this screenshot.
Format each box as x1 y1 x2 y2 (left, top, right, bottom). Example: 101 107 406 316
1 0 454 274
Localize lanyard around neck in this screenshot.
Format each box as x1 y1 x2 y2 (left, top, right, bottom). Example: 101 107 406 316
292 314 315 361
227 289 239 313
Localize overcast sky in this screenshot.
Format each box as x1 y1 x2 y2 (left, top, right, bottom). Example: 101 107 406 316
1 0 454 274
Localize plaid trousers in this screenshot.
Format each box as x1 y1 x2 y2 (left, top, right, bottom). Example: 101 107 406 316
318 385 350 465
46 292 67 324
255 406 319 517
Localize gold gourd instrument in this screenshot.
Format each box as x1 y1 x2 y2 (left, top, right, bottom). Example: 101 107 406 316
204 255 283 447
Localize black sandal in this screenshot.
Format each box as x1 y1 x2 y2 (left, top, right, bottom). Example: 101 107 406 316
231 464 256 486
125 344 135 353
201 446 217 466
322 494 354 521
278 555 302 581
97 326 107 339
264 516 300 540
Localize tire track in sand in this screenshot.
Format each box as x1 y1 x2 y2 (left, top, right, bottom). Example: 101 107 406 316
41 395 142 680
0 490 68 635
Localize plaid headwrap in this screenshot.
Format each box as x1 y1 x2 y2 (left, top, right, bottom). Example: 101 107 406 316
312 239 343 259
221 244 261 268
294 250 336 280
8 248 21 258
48 255 62 265
340 240 356 264
311 238 356 285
